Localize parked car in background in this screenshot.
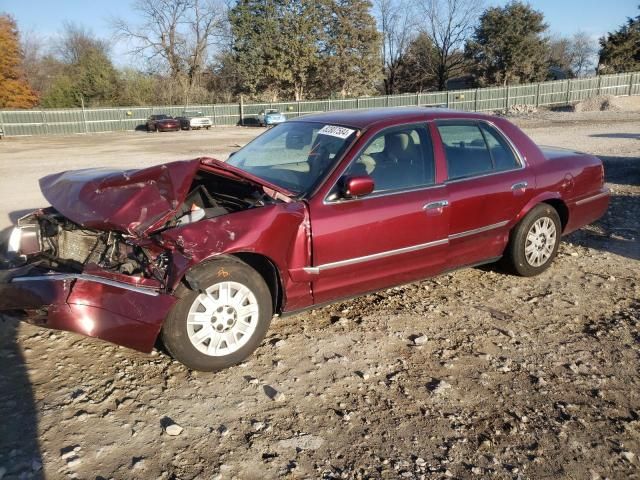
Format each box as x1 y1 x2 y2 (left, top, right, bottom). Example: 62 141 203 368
177 111 212 130
146 114 180 132
0 108 609 372
257 109 287 127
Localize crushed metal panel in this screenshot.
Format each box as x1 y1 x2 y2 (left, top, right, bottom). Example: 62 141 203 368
39 160 201 236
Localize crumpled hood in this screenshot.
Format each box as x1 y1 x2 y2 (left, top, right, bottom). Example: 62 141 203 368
39 160 202 236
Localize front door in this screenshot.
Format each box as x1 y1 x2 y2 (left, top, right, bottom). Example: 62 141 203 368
307 123 450 304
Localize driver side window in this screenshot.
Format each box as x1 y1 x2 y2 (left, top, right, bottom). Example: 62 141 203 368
344 125 434 193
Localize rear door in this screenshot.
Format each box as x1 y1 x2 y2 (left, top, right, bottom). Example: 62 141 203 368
433 120 534 268
307 123 450 304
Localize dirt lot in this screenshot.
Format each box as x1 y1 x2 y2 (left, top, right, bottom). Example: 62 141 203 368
0 111 638 480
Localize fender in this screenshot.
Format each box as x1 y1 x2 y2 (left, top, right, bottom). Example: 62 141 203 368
512 190 564 228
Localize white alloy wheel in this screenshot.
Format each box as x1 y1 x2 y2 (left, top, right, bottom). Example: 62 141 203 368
186 281 259 356
525 216 557 267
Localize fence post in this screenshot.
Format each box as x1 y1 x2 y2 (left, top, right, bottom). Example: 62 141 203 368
505 85 509 109
80 96 88 134
416 92 420 106
597 75 602 96
239 95 244 126
446 92 449 108
535 83 541 107
629 73 635 96
474 89 478 112
357 97 361 109
386 95 389 107
0 110 4 137
297 100 301 117
566 79 571 105
41 110 49 135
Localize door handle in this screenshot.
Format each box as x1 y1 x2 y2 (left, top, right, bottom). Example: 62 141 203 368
511 181 528 191
423 200 449 210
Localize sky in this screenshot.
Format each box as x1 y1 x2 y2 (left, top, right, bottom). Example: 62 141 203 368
1 0 637 66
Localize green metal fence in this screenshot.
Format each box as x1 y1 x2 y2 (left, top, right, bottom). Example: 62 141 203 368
1 72 638 137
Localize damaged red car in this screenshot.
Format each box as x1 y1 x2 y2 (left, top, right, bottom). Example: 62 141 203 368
0 108 609 371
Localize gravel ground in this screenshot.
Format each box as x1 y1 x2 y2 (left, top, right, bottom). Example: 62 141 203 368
0 111 638 480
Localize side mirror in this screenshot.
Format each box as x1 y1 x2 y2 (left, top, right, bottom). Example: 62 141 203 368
343 175 375 198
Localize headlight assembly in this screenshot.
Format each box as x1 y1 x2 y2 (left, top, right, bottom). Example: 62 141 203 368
7 226 22 253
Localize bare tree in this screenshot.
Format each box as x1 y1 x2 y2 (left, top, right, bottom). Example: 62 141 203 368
112 0 226 103
570 31 597 77
420 0 482 90
373 0 419 94
56 22 111 64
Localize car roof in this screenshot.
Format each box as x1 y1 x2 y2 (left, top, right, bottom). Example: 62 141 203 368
289 107 494 129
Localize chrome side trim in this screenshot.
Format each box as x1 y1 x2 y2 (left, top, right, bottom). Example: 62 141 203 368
448 220 510 240
575 190 609 206
11 273 160 297
304 219 509 274
303 238 449 274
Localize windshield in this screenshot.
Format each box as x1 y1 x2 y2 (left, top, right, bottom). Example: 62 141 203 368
226 121 357 195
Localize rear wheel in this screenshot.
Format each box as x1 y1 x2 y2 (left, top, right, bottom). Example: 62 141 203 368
161 258 273 371
502 204 561 276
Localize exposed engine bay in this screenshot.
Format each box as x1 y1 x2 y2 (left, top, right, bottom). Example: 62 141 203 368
5 170 275 283
172 171 273 227
8 209 170 281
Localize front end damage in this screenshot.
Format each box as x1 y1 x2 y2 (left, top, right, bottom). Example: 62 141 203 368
0 158 295 352
1 210 178 351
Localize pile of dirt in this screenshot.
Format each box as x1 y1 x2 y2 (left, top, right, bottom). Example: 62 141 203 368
573 95 622 112
504 104 539 115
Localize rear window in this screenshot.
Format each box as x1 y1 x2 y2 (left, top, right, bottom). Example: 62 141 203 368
437 122 519 180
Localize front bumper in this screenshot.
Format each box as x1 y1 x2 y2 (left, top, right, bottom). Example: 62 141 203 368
190 120 212 128
0 265 177 352
265 117 286 125
158 123 181 131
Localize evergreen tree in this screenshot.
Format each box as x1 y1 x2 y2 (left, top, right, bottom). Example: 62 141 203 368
316 0 382 98
0 14 38 108
466 1 550 86
229 0 280 98
229 0 381 100
598 6 640 74
394 32 439 93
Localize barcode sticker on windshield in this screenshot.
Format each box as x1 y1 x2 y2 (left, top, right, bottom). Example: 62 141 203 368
318 125 355 139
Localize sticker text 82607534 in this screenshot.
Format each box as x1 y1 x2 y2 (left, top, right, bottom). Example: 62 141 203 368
318 125 356 139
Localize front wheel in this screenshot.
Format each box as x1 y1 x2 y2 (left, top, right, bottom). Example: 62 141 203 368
161 259 273 371
502 204 561 277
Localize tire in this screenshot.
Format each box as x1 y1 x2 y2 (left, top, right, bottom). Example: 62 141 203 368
502 204 561 277
161 258 273 371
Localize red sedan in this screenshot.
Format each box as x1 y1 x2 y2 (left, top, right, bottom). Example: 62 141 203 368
0 108 609 371
146 114 180 132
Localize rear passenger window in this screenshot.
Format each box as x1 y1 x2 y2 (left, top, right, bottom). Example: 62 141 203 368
437 123 519 180
479 125 519 172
